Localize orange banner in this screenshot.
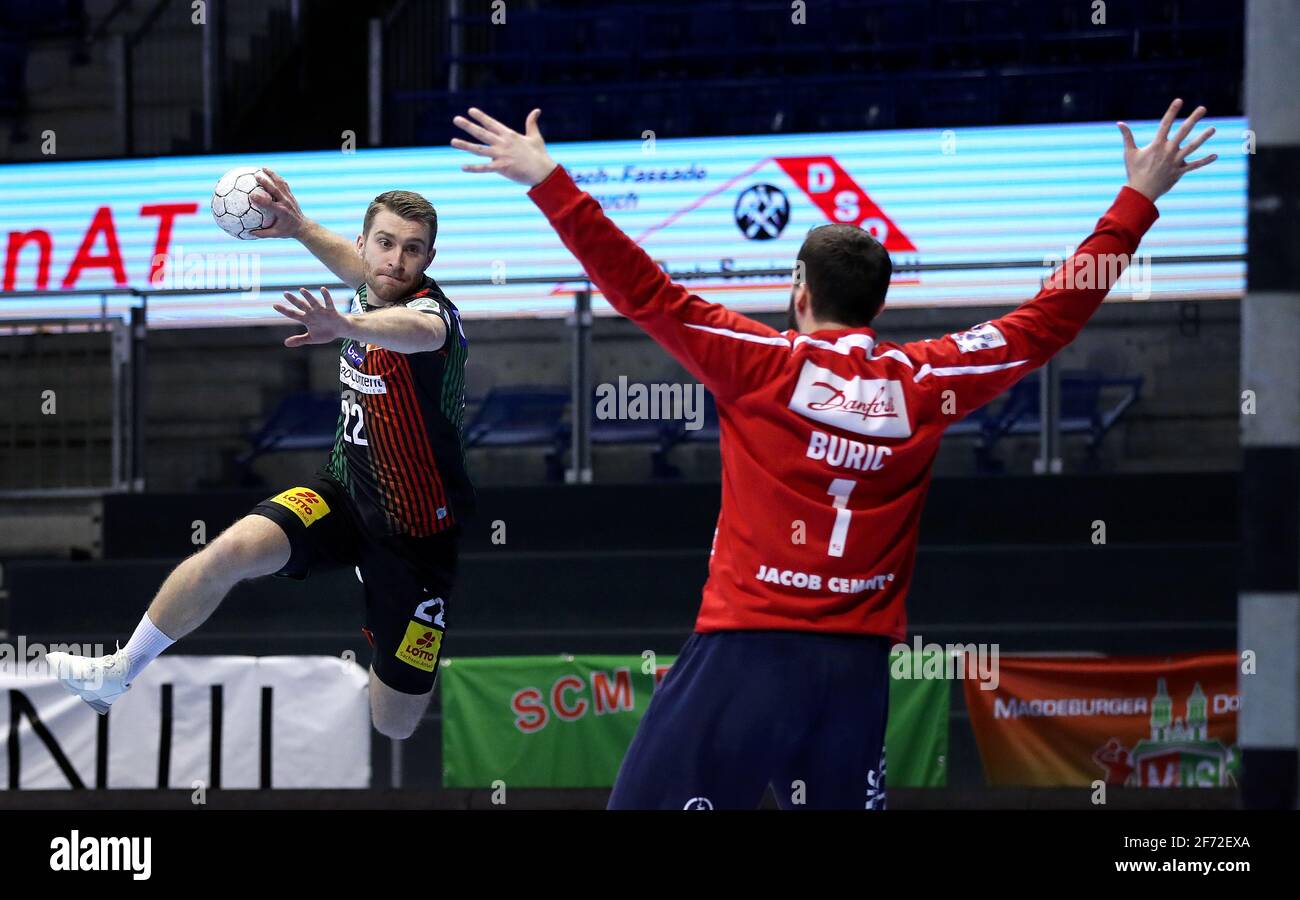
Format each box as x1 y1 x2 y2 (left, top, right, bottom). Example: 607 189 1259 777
964 651 1239 787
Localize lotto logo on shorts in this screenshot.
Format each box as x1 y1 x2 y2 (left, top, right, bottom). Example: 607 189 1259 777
270 487 330 527
396 620 443 672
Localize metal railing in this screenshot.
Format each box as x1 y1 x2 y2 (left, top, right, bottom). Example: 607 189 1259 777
374 0 450 147
113 0 201 156
0 251 1244 493
0 307 144 497
109 0 299 156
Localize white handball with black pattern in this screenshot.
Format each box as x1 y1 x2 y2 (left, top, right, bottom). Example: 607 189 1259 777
211 166 278 239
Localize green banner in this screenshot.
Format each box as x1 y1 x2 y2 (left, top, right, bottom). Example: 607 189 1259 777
888 653 949 788
440 652 948 789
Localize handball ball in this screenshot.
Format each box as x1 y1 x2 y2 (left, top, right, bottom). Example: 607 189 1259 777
211 166 276 239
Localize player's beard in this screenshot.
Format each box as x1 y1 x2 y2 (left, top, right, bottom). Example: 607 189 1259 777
366 267 420 306
785 288 798 332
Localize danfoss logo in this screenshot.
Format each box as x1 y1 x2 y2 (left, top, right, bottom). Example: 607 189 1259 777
788 363 911 439
806 381 898 421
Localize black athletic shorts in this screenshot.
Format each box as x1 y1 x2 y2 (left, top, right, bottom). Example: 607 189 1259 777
249 472 459 695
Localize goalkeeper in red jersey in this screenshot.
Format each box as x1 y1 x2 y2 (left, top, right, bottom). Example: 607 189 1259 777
452 99 1216 809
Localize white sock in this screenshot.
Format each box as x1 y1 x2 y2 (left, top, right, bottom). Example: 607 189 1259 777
122 614 175 683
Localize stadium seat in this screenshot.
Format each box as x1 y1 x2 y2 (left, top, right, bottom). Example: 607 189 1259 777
654 391 720 477
236 391 340 469
462 385 570 480
394 0 1243 146
981 370 1144 468
463 385 570 449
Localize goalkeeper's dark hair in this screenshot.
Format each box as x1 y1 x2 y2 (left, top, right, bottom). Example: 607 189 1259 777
796 224 892 326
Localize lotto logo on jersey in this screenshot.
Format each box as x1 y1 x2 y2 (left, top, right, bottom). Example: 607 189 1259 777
788 362 911 438
950 322 1007 353
269 487 331 527
396 620 443 672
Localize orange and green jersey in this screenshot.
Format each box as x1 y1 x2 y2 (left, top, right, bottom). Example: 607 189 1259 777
326 276 474 536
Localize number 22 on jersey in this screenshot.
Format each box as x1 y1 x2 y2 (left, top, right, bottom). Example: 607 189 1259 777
340 388 369 446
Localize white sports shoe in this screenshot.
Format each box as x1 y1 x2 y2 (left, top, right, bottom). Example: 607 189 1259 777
45 644 133 715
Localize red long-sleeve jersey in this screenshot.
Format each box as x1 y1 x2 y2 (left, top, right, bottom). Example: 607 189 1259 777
529 166 1159 642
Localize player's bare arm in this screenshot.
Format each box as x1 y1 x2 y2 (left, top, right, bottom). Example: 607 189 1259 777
274 286 447 353
250 169 367 290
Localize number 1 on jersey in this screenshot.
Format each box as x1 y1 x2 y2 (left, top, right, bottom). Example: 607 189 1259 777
826 478 855 558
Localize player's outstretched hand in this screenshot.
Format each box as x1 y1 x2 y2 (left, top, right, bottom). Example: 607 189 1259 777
249 168 307 238
274 287 348 347
451 108 558 187
1117 99 1218 203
